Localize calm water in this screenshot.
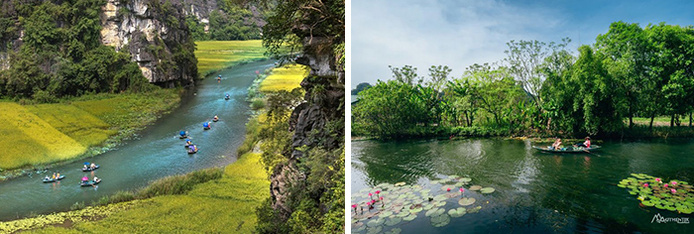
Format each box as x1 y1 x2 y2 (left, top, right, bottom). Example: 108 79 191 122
351 138 694 233
0 60 275 221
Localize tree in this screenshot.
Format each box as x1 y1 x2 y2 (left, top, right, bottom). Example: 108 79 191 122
462 63 523 126
389 65 421 86
351 82 371 95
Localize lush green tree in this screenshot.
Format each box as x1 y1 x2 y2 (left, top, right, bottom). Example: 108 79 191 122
353 80 434 138
351 82 371 95
389 65 421 86
462 64 523 126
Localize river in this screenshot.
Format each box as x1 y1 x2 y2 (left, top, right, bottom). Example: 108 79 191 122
0 60 275 221
351 138 694 233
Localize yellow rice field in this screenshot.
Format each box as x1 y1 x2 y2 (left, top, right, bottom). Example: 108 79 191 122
259 64 309 92
0 103 87 169
195 40 266 77
25 104 114 148
7 152 269 233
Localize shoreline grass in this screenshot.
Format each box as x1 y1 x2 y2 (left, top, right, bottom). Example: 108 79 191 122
259 64 309 92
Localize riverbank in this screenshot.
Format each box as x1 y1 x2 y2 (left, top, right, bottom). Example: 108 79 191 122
0 88 181 181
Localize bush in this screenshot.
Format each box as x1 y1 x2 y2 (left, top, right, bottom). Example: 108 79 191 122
250 98 265 110
137 168 223 198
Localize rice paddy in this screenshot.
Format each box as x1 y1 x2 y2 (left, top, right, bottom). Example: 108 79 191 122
259 64 309 92
3 152 270 233
0 89 180 170
195 40 266 77
0 103 87 169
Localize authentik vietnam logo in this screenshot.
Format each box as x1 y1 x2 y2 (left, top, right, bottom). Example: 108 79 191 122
651 213 690 224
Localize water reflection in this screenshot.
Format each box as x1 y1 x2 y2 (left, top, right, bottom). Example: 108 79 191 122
351 139 694 233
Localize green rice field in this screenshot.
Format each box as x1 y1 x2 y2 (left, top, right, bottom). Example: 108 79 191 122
0 89 180 170
195 40 266 77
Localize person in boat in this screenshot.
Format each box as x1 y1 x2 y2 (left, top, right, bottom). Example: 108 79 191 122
52 173 56 179
551 138 563 150
93 176 99 183
56 172 60 179
90 163 96 170
203 122 210 129
83 164 88 170
82 176 89 182
225 94 230 99
44 175 50 180
213 115 219 121
185 139 192 146
575 137 591 148
217 75 222 83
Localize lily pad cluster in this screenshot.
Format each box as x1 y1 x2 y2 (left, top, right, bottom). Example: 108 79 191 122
618 173 694 214
351 175 496 233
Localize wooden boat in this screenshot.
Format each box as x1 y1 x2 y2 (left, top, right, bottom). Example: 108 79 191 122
187 145 198 154
82 165 100 172
532 145 601 153
42 175 65 183
213 118 219 122
80 179 101 187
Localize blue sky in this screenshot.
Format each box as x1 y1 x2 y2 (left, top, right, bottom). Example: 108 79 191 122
351 0 694 88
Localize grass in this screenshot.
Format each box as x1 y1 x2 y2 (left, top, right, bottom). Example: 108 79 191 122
3 152 270 233
194 40 266 77
259 64 309 92
0 89 180 171
0 103 87 169
24 104 114 148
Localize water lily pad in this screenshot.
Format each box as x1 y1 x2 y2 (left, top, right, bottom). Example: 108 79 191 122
433 194 447 201
469 185 482 191
423 203 435 210
459 178 472 183
354 224 366 232
434 201 446 207
642 200 654 206
425 208 443 217
480 187 495 194
367 218 385 227
366 225 383 234
384 228 402 234
409 207 423 214
448 207 467 218
380 211 393 217
396 211 410 217
385 217 403 226
468 205 482 213
430 214 451 227
403 214 417 221
458 197 476 206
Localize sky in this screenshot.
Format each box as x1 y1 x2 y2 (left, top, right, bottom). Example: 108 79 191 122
351 0 694 88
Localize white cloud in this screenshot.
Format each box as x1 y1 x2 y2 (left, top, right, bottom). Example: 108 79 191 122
352 0 564 87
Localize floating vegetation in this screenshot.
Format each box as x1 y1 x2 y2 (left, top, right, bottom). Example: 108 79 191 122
448 207 466 218
618 173 693 214
430 214 450 227
351 175 497 232
458 197 476 206
480 187 496 194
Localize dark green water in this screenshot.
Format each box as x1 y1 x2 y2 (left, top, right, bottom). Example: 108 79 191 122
0 60 275 221
351 138 694 233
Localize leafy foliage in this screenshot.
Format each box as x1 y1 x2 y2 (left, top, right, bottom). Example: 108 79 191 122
0 0 156 101
353 22 694 139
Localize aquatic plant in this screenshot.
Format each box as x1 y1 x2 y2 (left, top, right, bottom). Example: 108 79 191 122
351 175 496 232
618 173 693 214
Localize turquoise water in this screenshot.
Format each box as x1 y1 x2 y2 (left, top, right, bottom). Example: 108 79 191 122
0 60 275 221
351 138 694 233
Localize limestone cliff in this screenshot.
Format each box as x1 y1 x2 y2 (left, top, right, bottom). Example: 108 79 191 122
100 0 197 87
269 35 345 217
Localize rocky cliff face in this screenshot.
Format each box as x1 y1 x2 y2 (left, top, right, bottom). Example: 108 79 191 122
100 0 197 87
269 35 345 217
